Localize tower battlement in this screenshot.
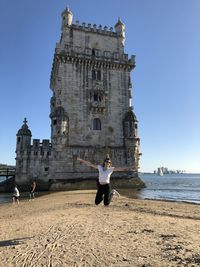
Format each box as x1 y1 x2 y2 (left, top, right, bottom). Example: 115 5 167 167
72 22 117 36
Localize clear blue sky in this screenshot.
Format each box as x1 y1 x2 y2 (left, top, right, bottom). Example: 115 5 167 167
0 0 200 173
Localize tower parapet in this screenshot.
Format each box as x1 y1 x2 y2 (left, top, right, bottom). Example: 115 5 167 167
65 21 119 35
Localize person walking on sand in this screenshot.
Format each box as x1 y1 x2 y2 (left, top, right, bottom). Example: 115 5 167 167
77 155 135 206
12 185 20 205
29 181 36 200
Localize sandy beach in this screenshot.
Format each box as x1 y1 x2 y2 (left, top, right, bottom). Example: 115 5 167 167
0 190 200 267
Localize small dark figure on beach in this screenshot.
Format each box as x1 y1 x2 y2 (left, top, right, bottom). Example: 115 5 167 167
29 181 36 200
77 155 135 206
12 185 20 205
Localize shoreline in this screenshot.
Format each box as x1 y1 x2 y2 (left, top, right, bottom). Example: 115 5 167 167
1 189 200 206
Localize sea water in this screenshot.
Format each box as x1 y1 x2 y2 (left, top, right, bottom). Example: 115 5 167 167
0 173 200 204
0 176 13 203
139 173 200 204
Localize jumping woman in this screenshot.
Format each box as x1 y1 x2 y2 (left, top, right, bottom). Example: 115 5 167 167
77 155 135 206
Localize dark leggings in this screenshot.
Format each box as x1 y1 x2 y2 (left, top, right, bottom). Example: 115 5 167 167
30 192 35 198
95 182 113 206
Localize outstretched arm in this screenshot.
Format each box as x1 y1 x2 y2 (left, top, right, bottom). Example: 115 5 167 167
77 157 98 169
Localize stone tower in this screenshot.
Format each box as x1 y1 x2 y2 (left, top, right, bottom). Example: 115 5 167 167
15 6 143 190
49 6 142 183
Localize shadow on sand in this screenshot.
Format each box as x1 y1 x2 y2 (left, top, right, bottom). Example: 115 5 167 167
0 237 32 247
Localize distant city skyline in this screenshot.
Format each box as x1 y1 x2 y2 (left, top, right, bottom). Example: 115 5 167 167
0 0 200 173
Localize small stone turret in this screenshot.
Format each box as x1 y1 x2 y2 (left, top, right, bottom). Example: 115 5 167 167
123 109 141 167
115 18 125 46
61 6 73 29
50 106 69 146
16 118 32 151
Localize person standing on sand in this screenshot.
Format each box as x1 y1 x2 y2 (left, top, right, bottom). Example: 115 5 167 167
29 181 36 200
77 155 135 206
12 185 20 204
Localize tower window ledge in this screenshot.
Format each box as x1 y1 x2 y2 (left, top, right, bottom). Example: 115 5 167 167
91 102 105 108
90 107 106 113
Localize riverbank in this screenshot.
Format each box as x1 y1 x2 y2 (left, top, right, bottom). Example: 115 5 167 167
0 190 200 266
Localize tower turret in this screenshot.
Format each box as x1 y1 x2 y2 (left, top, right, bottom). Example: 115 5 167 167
115 18 125 46
50 106 69 146
123 110 141 167
16 118 32 151
61 6 73 30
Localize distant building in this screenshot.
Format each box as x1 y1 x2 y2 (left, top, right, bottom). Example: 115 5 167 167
154 167 185 175
15 6 144 190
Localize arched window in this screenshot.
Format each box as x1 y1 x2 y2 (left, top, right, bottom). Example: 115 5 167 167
93 118 101 130
92 70 101 81
92 70 96 80
97 70 101 80
93 93 102 102
94 93 98 101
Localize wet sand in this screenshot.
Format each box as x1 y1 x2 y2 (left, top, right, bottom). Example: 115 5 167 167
0 190 200 267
